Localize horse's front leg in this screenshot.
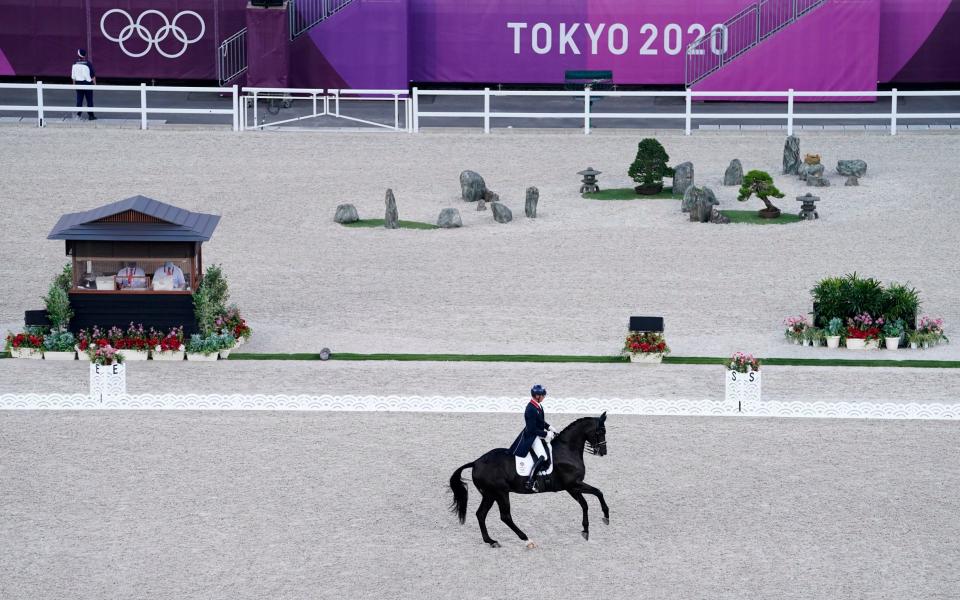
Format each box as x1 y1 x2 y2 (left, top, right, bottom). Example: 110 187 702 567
576 482 610 524
567 490 590 540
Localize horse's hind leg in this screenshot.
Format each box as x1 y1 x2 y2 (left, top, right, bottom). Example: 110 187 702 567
576 482 610 524
476 493 499 547
567 490 590 540
495 493 529 542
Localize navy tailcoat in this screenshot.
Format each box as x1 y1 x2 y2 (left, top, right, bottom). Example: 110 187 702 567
509 401 550 456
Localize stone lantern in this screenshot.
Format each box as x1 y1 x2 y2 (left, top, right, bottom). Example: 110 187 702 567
797 193 820 220
578 167 602 193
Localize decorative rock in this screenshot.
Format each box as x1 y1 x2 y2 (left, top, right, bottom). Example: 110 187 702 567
384 188 399 229
709 208 730 224
490 202 512 223
681 185 716 214
684 186 719 223
483 189 499 203
333 203 359 224
797 162 824 182
803 153 821 165
672 162 694 197
844 175 860 186
476 197 487 211
460 170 487 202
783 135 801 175
723 159 743 186
437 208 462 228
525 187 539 218
837 159 867 177
807 175 831 187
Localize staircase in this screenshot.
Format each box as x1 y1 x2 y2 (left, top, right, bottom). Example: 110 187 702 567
685 0 828 88
218 0 357 84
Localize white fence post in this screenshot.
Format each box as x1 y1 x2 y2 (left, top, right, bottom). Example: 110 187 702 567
890 88 898 135
36 81 44 127
583 87 591 135
412 86 419 133
140 83 148 130
787 88 794 136
483 87 490 134
685 88 692 135
394 93 400 131
232 85 239 132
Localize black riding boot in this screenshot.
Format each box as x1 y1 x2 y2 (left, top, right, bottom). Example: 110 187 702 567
524 456 546 491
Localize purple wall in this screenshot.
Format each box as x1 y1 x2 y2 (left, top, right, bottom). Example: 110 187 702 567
0 0 958 86
247 6 289 88
695 0 880 100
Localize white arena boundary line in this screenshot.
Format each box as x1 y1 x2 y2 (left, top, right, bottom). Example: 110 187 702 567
0 394 959 420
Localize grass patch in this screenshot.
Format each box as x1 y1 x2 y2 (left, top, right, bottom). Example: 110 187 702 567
342 219 438 230
582 187 677 201
719 210 801 225
0 351 9 359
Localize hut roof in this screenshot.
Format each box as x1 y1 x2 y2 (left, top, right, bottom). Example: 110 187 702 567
47 195 220 242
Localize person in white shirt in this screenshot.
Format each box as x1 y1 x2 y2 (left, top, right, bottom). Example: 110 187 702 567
152 261 186 290
71 49 97 121
116 262 147 289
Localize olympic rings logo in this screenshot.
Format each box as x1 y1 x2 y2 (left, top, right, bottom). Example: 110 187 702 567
100 9 206 59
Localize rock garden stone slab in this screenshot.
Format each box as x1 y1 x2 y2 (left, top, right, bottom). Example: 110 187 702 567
334 203 359 224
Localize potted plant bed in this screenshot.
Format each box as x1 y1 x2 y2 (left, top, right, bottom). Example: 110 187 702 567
5 331 44 359
623 331 669 365
43 329 78 361
185 333 221 362
88 347 126 401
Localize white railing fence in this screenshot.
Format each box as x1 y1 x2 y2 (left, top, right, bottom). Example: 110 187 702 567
0 82 240 131
411 87 960 136
240 86 410 131
219 29 248 85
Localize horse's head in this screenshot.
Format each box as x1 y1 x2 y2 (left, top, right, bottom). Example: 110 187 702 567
586 412 607 456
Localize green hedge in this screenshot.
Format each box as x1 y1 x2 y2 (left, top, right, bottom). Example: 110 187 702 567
811 273 920 328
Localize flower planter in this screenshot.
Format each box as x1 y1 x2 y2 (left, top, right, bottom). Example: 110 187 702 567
884 337 901 350
910 342 918 350
628 353 662 364
122 349 150 361
186 352 219 362
866 339 879 350
76 346 91 362
825 336 841 349
845 338 867 350
89 363 126 401
218 347 234 359
725 369 761 404
10 347 42 359
44 350 76 361
152 351 185 362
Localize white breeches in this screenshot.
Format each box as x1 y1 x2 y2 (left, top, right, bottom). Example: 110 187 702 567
531 437 547 460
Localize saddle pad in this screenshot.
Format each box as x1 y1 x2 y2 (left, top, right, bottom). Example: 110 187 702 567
515 443 554 477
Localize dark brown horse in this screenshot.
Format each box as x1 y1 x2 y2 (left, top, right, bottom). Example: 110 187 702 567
449 413 608 548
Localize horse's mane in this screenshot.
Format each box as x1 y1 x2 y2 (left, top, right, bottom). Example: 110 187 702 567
559 416 598 435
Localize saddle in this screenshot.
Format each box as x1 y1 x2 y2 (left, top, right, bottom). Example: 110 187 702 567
515 441 554 477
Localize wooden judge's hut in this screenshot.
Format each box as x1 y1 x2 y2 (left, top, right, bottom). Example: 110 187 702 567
46 195 220 335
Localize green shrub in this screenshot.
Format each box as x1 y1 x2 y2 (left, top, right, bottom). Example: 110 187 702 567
811 273 921 328
54 263 72 294
43 278 73 331
628 139 674 188
194 265 230 335
737 170 785 213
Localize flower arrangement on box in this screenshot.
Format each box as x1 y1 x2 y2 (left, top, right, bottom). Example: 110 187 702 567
846 313 882 349
153 326 185 361
914 316 948 348
783 316 809 344
89 344 124 365
623 331 669 363
5 328 45 359
728 352 760 373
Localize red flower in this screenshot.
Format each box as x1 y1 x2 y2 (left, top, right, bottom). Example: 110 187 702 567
97 338 109 347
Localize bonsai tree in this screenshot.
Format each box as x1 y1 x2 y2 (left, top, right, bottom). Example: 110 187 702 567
628 138 674 194
737 170 785 217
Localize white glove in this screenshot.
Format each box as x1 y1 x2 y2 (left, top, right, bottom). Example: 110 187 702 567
545 430 556 442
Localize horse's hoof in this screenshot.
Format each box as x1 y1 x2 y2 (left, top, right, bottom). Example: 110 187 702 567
490 542 501 548
602 517 610 525
526 541 537 550
581 531 589 541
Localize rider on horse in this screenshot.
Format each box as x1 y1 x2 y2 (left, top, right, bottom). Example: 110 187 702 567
509 384 558 491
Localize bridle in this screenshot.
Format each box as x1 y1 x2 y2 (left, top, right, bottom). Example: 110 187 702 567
586 421 607 455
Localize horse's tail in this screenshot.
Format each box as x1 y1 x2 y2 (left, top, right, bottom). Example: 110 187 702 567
449 462 474 524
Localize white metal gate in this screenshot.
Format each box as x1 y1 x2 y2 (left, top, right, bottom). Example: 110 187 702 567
240 87 411 131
